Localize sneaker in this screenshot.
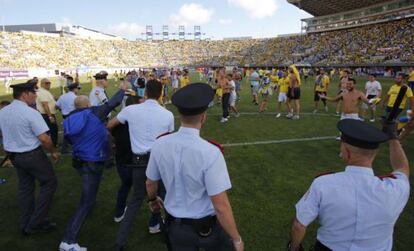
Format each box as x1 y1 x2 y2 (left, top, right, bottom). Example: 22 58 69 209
235 113 240 118
220 118 228 123
292 115 300 120
114 206 127 223
336 136 341 141
313 109 318 114
369 118 375 122
0 178 6 184
59 242 87 251
276 113 281 118
148 213 162 234
325 106 329 112
286 113 293 119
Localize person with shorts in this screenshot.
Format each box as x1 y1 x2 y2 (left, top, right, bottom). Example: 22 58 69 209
313 68 330 113
250 68 260 105
276 71 289 118
286 65 301 120
259 73 273 113
336 70 350 115
361 74 382 122
228 74 240 117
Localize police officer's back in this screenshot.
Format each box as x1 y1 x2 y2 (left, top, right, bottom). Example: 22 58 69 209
289 119 410 251
146 83 244 251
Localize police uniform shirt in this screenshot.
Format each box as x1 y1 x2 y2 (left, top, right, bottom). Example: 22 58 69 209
56 91 76 116
89 86 108 106
296 166 410 251
146 127 232 219
117 99 174 154
0 100 49 153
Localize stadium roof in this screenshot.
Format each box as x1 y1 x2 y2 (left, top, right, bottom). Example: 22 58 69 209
287 0 392 16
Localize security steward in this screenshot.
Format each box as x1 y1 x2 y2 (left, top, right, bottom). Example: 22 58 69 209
145 83 244 251
59 82 128 251
288 119 410 251
89 71 109 106
0 81 59 235
107 80 174 250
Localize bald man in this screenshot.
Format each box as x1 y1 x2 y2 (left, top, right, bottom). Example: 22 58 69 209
59 82 127 251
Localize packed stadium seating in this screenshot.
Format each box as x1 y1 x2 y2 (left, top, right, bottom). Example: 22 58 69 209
0 17 413 69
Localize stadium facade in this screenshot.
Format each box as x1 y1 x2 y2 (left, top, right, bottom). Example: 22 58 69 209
2 23 123 40
288 0 414 33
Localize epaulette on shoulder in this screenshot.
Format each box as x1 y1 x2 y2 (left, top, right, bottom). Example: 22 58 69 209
207 139 224 154
156 132 171 140
377 173 397 181
315 172 335 179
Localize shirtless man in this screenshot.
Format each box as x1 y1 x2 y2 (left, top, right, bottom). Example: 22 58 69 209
286 66 301 120
320 78 371 120
336 70 350 115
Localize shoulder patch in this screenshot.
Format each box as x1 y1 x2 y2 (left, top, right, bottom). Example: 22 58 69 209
377 173 397 181
156 132 171 139
207 139 224 154
315 171 335 179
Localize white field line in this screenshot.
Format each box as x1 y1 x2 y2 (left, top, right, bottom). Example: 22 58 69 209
222 136 337 147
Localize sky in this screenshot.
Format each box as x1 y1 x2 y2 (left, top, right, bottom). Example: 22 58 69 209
0 0 312 40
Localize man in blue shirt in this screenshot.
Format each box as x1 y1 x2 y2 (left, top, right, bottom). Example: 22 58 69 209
146 83 244 251
0 81 59 235
59 82 127 251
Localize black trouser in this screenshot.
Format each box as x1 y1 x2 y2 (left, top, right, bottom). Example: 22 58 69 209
61 115 71 153
222 93 230 118
115 153 166 246
41 114 58 147
8 147 57 230
167 216 233 251
313 240 332 251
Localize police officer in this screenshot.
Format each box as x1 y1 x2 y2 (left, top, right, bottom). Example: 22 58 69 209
59 82 128 251
107 79 174 250
56 83 80 119
0 81 59 235
56 83 80 153
89 71 109 106
145 83 244 251
288 119 410 251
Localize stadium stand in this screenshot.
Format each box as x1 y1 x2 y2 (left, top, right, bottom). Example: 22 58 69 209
0 17 413 69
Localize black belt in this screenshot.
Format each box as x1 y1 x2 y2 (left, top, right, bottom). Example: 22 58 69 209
6 146 42 156
314 240 332 251
166 213 216 225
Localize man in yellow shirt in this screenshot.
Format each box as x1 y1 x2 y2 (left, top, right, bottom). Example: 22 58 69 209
313 69 330 113
36 78 58 146
383 73 414 117
408 67 414 91
180 70 190 88
275 71 289 118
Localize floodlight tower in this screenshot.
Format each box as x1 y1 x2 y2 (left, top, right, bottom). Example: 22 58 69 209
194 26 201 41
162 25 169 41
179 25 185 41
146 25 153 41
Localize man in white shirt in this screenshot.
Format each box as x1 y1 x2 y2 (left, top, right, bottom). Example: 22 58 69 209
36 78 58 146
362 74 382 122
107 80 174 250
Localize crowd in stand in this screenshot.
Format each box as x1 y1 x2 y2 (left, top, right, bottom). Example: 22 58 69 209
0 18 413 70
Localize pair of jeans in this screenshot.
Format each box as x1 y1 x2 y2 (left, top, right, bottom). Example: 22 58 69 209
114 164 133 217
62 159 104 244
222 93 230 118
